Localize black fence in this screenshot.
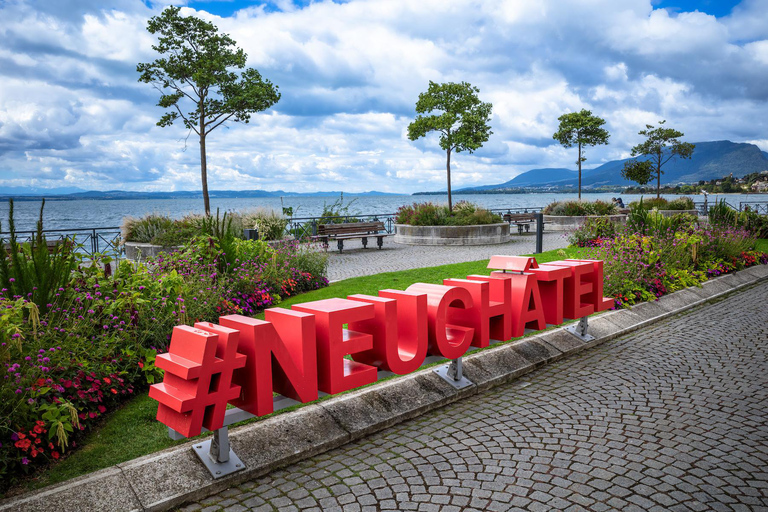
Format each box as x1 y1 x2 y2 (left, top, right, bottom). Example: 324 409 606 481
0 227 123 257
0 206 551 254
692 200 768 216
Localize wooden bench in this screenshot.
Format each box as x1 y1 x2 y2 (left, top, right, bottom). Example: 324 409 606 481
315 221 391 253
503 213 538 234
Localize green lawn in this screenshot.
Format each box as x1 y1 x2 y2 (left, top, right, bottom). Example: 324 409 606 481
22 246 585 491
756 238 768 253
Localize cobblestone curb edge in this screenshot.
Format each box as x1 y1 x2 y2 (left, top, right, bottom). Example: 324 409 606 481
3 264 767 512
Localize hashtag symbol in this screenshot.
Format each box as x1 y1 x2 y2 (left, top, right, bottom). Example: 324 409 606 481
149 324 246 438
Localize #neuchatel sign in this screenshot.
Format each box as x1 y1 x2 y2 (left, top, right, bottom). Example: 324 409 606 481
149 256 613 438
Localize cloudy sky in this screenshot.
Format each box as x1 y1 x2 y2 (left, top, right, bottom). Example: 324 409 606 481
0 0 766 193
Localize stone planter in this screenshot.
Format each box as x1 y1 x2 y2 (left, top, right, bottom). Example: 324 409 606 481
394 223 510 246
124 242 182 260
542 214 628 232
656 209 699 218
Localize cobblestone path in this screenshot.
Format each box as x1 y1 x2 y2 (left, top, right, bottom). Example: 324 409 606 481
326 232 569 281
185 282 768 512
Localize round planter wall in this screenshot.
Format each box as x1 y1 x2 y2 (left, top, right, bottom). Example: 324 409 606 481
656 209 699 218
543 214 627 232
394 223 510 246
124 242 182 260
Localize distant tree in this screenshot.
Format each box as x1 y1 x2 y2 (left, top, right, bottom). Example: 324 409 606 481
137 6 280 215
621 121 695 199
407 81 492 211
552 109 610 200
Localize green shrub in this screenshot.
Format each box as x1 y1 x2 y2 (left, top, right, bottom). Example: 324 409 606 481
542 200 618 216
121 214 174 243
149 220 198 247
0 200 79 312
231 238 275 263
395 201 501 226
319 194 360 224
666 197 695 210
627 196 694 211
628 197 668 210
568 217 619 247
251 208 288 241
709 199 768 238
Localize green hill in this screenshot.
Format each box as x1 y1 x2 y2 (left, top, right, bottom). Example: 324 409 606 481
456 141 768 192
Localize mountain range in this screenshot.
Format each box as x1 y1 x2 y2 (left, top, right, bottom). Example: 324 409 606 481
0 189 400 201
455 140 768 192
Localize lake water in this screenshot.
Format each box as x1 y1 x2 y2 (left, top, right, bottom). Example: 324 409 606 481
1 192 767 232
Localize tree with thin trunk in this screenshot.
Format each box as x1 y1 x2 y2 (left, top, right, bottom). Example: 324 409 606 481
137 6 280 215
621 120 695 198
552 109 610 200
407 81 492 211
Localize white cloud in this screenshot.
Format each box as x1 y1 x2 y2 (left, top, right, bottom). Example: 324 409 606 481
0 0 767 193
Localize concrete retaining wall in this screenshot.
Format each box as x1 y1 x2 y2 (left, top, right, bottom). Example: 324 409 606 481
393 223 510 245
543 214 627 232
124 242 182 260
656 209 699 217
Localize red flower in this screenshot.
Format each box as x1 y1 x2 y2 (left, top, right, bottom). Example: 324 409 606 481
110 388 117 394
138 361 144 369
98 405 106 413
52 451 60 460
103 377 112 384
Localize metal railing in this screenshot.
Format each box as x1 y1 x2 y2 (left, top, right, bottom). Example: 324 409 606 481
285 206 544 239
740 202 768 215
692 200 768 216
0 227 123 257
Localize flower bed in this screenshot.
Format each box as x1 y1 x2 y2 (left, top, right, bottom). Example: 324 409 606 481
121 208 290 247
568 204 768 307
395 201 502 226
393 201 508 245
0 204 329 490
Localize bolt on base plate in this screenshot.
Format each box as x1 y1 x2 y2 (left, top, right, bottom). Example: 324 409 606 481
433 360 474 390
565 316 595 342
192 440 245 479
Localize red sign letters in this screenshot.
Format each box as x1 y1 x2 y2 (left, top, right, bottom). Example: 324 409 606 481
150 257 612 437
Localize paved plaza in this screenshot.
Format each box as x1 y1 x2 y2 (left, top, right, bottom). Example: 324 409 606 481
325 232 570 281
183 281 768 512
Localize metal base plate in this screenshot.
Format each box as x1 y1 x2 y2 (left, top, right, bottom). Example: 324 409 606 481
565 323 595 342
192 440 245 479
433 365 474 390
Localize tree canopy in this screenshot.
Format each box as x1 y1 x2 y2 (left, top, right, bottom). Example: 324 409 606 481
407 81 492 211
621 121 695 198
552 109 610 200
137 6 280 215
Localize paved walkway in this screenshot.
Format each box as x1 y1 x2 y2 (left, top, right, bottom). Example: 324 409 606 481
183 281 768 511
325 233 570 281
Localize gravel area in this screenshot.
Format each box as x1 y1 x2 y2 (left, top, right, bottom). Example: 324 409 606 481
325 232 570 281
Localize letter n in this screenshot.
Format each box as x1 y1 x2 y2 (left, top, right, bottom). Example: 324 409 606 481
218 309 318 416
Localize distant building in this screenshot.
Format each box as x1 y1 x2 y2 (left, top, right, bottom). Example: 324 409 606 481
752 181 768 192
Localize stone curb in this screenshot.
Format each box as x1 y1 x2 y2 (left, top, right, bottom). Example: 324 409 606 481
3 264 768 512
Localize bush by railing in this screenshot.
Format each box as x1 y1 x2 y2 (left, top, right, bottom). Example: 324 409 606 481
542 200 618 216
